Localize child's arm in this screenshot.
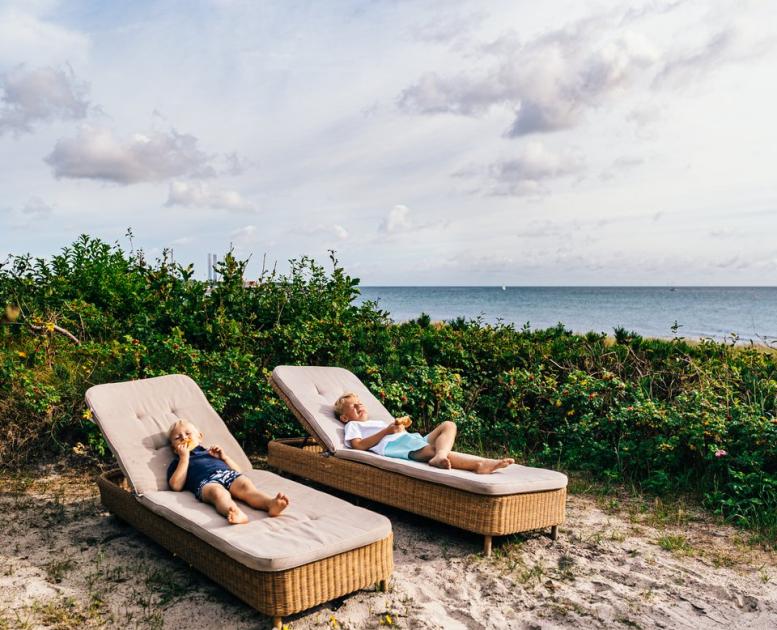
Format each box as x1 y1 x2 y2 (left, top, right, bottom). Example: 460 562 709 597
168 444 190 491
350 421 405 451
208 445 242 472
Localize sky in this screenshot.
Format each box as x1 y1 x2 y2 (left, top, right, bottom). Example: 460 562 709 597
1 0 776 285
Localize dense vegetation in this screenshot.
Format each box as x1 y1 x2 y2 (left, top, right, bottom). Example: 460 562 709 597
1 236 776 539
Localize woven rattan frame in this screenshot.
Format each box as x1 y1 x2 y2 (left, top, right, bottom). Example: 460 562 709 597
97 470 392 626
268 438 565 537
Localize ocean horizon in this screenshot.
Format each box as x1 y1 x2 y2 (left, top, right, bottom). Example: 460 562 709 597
356 286 777 344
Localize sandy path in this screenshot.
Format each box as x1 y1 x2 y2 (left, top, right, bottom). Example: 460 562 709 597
1 465 775 629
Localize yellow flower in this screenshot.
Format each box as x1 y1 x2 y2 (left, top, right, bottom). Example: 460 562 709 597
566 409 575 416
45 322 55 332
17 351 27 358
381 614 394 626
329 616 340 629
82 408 93 420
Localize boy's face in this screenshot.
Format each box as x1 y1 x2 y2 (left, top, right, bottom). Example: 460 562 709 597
339 396 368 423
169 420 203 451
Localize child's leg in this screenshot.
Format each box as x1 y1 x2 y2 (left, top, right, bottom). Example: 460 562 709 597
447 452 515 474
229 476 289 517
201 483 248 524
424 421 457 468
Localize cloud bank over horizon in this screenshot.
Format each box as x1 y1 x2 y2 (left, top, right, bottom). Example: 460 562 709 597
1 0 776 285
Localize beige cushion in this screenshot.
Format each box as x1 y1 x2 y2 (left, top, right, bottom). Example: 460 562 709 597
86 374 252 495
139 469 391 572
272 365 393 452
335 448 567 495
273 365 567 496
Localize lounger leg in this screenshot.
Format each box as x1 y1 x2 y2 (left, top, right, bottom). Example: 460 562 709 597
272 616 282 629
550 525 558 541
483 535 492 557
378 579 387 592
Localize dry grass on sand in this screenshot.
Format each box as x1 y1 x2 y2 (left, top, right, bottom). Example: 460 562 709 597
1 462 776 629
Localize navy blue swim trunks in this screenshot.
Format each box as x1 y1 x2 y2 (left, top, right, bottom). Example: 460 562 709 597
195 469 241 501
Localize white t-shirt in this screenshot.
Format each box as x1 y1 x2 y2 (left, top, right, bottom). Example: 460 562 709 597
343 420 404 455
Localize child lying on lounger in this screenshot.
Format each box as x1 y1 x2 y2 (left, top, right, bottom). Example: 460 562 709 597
167 419 289 524
334 393 514 473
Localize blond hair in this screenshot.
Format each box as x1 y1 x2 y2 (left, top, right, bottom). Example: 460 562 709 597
333 392 358 419
168 418 191 441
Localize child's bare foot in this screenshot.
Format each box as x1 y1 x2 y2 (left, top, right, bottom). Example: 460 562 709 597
227 505 248 524
475 458 514 474
267 492 289 517
429 454 452 470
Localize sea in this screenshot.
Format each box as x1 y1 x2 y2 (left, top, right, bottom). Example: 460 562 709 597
356 287 777 344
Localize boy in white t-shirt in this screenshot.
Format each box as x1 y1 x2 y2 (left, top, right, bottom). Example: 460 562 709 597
334 393 514 473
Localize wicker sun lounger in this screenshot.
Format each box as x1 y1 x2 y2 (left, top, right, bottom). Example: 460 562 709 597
268 366 568 556
86 374 393 628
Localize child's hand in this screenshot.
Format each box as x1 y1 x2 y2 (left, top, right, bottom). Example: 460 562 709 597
395 415 412 427
386 421 406 435
208 445 225 460
174 443 190 459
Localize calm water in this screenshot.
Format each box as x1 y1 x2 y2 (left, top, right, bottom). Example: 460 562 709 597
356 287 777 343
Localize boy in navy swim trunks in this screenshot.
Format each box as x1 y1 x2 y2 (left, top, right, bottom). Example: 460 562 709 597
334 393 514 473
167 419 289 524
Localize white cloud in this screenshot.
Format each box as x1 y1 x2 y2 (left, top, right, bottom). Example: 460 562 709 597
465 253 515 273
21 196 52 217
333 224 349 240
0 6 89 67
627 103 662 127
714 255 750 270
399 6 771 137
0 65 89 135
295 223 350 241
379 204 412 234
652 24 773 89
166 180 254 212
410 10 484 46
230 224 259 246
223 152 247 176
600 155 645 180
516 220 566 239
45 126 216 184
462 141 585 196
400 18 659 135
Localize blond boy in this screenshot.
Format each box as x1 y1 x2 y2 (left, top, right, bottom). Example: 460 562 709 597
334 393 514 473
167 419 289 524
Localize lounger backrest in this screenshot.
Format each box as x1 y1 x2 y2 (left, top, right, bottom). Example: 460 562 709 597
85 374 252 495
272 365 394 452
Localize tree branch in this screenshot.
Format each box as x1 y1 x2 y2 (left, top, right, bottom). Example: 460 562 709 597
29 323 81 345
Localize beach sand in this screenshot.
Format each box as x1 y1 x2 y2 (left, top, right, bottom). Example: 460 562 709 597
1 463 776 629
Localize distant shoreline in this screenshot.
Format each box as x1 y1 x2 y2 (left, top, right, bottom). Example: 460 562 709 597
393 319 777 350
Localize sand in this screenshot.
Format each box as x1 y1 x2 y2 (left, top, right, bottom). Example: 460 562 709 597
1 463 776 629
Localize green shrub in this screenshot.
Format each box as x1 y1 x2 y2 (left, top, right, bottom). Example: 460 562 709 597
1 235 776 539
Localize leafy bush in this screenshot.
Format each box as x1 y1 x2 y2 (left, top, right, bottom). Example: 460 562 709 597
1 235 776 539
